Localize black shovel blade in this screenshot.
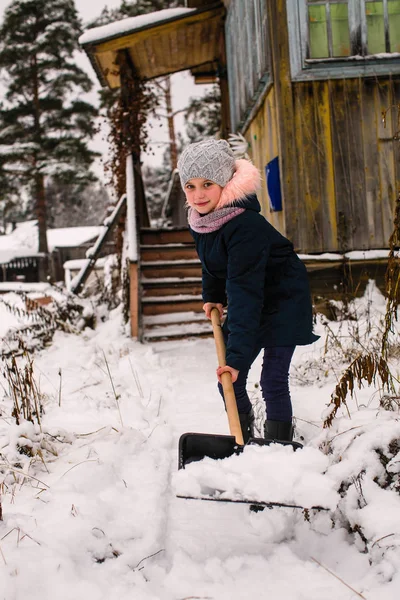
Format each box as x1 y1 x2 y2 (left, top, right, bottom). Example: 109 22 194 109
178 432 242 469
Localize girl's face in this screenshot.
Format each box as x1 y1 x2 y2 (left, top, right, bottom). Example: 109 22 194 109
184 178 222 214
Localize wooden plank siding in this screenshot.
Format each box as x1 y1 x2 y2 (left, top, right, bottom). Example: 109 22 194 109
245 75 400 253
393 79 400 201
361 78 384 248
376 79 398 244
246 88 286 234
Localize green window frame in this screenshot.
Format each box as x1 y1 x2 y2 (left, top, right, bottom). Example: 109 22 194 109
306 0 400 58
287 0 400 79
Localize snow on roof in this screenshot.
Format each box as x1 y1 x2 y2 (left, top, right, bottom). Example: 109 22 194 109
0 221 38 263
79 7 195 46
0 221 102 264
47 226 102 249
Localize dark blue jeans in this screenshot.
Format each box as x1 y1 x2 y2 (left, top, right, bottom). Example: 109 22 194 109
218 346 296 422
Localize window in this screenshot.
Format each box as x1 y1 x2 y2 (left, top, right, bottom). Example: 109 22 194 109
287 0 400 79
308 1 351 58
306 0 400 58
225 0 270 131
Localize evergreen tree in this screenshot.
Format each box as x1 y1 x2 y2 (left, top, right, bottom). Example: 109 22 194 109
45 179 111 228
0 0 98 255
184 85 221 143
88 0 185 27
86 0 220 224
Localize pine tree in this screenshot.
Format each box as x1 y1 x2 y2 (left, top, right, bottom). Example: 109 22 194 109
0 0 98 256
88 0 185 27
185 85 222 143
45 179 111 228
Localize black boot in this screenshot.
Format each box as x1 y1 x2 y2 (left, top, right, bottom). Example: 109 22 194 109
239 409 255 444
263 420 293 442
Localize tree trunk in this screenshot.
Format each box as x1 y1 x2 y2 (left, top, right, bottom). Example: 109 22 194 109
165 76 178 170
35 172 48 254
32 54 49 257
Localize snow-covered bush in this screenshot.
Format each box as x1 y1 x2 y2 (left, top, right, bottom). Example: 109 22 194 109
318 411 400 575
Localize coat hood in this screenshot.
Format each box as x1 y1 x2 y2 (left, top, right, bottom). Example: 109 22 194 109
217 159 261 209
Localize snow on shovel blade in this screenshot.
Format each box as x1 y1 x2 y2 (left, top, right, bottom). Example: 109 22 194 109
178 432 241 469
174 441 339 512
178 433 303 469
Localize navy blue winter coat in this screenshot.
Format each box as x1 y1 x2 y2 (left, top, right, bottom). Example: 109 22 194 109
189 194 318 372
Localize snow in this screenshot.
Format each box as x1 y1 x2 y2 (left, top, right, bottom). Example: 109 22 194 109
79 7 196 45
0 221 102 263
0 282 51 294
63 257 109 270
0 283 399 598
298 249 397 261
142 293 202 303
47 226 101 249
174 443 339 510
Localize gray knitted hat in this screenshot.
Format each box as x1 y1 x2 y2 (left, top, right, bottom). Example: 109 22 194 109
178 139 236 188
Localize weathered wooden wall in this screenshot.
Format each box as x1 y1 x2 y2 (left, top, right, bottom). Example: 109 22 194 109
247 76 400 253
246 88 286 235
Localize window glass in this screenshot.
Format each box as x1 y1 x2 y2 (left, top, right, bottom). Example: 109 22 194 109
331 3 351 56
388 0 400 52
309 4 329 57
366 1 386 54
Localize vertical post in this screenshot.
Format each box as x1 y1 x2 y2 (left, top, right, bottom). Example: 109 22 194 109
126 153 140 338
267 0 300 245
218 28 231 139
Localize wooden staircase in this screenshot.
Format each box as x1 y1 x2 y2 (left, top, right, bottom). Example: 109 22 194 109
140 227 211 341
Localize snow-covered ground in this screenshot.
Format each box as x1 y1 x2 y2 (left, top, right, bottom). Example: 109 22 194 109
0 283 399 599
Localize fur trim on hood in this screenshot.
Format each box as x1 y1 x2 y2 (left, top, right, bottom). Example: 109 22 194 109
216 159 261 209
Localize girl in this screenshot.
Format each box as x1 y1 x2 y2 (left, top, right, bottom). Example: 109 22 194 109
178 139 318 444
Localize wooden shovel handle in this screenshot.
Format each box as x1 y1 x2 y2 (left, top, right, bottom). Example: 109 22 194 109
210 308 244 445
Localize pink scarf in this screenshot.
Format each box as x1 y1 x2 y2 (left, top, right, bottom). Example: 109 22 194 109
188 206 245 233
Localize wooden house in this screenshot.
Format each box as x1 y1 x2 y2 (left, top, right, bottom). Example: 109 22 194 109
223 0 400 254
80 0 400 339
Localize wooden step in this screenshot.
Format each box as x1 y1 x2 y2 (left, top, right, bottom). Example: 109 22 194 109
142 311 211 341
141 277 202 297
140 227 193 245
143 310 208 329
141 260 202 279
139 228 203 339
142 322 212 341
142 294 204 315
140 244 198 262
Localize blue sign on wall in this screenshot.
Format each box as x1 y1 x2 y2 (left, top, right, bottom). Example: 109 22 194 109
265 156 282 212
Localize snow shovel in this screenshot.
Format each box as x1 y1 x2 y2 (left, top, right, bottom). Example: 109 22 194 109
178 307 245 469
178 308 302 469
176 311 333 512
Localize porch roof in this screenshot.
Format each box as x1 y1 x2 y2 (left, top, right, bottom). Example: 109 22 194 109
79 2 225 89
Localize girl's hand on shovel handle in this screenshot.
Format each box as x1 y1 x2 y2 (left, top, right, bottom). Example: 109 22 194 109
203 302 224 320
217 365 239 384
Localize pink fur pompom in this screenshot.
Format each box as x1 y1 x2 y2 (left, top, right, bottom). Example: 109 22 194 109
216 159 261 209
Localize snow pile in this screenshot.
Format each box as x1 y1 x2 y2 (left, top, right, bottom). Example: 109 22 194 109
321 411 400 558
0 283 399 598
292 280 395 388
173 443 339 510
0 309 172 599
0 288 95 355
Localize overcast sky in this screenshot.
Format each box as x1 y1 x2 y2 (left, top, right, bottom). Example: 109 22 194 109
0 0 210 183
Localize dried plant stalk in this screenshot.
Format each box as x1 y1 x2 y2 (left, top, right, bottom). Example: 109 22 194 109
382 190 400 357
324 353 395 428
325 186 400 427
2 352 43 426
